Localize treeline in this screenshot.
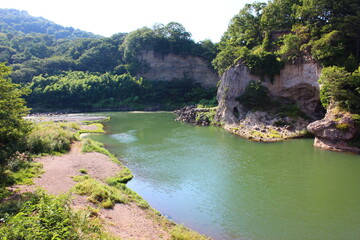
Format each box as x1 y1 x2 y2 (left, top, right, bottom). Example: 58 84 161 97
27 71 216 111
213 0 360 114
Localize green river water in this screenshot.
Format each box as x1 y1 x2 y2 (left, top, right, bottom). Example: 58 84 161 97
89 112 360 240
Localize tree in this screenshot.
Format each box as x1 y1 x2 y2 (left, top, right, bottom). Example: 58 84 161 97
224 2 267 49
0 62 31 163
319 66 360 113
261 0 300 31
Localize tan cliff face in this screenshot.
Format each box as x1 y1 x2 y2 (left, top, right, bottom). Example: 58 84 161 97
215 61 322 124
136 51 219 88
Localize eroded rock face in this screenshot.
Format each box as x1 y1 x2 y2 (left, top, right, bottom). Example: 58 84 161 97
307 108 360 153
137 51 219 88
215 61 322 125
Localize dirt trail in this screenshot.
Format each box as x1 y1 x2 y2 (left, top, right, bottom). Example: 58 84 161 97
19 141 170 240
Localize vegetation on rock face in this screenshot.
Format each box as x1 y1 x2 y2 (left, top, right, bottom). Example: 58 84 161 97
319 66 360 114
236 80 270 110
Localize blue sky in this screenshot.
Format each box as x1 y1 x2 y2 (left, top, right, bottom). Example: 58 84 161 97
0 0 256 42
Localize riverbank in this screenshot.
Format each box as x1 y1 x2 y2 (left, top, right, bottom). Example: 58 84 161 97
3 118 210 240
175 105 311 142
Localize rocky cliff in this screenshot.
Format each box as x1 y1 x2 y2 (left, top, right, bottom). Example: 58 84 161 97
136 51 219 88
214 61 323 141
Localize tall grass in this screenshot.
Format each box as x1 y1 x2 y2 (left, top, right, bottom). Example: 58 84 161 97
26 122 78 154
72 175 128 208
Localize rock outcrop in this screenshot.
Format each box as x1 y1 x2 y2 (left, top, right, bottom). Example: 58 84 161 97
174 105 215 126
307 107 360 153
137 51 219 88
216 61 322 123
214 61 323 141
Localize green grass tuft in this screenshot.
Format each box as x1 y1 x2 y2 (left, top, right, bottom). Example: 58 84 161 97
170 224 210 240
81 138 120 164
110 182 149 209
72 177 128 208
106 167 133 185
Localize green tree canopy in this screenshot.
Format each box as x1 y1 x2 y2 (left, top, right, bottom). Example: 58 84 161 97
0 62 31 163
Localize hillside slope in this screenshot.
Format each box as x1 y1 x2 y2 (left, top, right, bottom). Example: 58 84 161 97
0 9 100 39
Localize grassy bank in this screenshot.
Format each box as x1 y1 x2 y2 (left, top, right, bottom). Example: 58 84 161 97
0 119 210 240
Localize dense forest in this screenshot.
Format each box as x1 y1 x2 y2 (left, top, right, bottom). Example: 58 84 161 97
0 9 218 110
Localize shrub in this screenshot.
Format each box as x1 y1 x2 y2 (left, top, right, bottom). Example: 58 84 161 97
236 80 270 110
0 191 118 239
26 122 77 154
243 51 284 83
319 66 360 114
278 104 308 119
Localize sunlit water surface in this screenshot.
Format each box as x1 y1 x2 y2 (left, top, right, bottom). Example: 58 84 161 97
89 112 360 240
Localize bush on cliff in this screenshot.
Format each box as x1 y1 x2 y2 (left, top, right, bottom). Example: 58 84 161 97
236 80 270 110
319 66 360 114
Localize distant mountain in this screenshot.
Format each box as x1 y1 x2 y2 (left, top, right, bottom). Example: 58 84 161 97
0 9 101 39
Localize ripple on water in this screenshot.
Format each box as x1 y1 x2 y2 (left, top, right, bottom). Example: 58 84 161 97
111 130 138 143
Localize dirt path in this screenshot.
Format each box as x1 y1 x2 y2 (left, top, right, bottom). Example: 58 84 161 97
19 141 170 240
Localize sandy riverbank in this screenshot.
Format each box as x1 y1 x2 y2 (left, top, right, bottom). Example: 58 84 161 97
13 119 209 240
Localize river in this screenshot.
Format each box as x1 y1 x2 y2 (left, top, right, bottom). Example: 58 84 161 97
89 112 360 240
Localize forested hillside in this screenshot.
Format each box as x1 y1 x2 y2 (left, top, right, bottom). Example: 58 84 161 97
0 9 100 39
0 9 217 111
212 0 360 115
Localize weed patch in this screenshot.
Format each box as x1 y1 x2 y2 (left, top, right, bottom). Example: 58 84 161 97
0 190 119 239
26 122 77 154
72 177 128 208
106 167 133 185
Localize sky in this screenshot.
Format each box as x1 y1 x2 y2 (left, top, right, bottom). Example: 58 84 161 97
0 0 256 42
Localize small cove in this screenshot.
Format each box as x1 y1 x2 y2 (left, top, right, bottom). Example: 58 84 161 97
89 112 360 240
